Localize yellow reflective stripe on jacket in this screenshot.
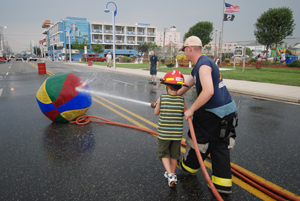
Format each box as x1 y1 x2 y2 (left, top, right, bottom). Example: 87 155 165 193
181 159 199 174
212 175 232 187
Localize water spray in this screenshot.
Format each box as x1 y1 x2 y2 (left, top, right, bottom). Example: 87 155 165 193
76 86 154 107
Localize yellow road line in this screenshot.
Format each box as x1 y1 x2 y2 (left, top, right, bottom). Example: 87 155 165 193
94 94 158 128
28 62 54 76
204 161 276 201
92 97 151 130
231 163 300 199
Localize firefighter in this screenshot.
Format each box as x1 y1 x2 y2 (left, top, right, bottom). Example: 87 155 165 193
176 36 238 194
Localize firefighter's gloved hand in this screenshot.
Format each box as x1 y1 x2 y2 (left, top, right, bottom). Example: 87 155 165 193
228 137 235 149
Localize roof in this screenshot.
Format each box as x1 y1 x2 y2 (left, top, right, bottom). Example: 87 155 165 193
293 43 300 49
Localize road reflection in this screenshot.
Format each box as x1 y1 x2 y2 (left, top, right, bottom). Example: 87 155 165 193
43 123 95 163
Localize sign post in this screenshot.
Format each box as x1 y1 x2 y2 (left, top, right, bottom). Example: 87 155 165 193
233 46 243 71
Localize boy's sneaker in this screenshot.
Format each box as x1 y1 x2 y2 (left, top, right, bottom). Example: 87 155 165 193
168 174 177 187
164 171 168 179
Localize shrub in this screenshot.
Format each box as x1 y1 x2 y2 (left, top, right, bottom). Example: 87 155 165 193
166 63 175 67
132 56 137 59
121 56 132 62
176 54 187 60
224 58 230 63
250 58 257 63
262 61 271 66
287 60 300 67
270 62 281 65
144 58 150 62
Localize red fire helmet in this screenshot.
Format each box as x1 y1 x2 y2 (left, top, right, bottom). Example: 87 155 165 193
161 70 188 87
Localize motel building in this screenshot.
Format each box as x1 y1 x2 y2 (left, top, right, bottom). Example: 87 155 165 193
41 17 157 61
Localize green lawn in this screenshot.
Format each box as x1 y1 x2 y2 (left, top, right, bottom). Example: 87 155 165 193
157 66 300 86
80 62 300 86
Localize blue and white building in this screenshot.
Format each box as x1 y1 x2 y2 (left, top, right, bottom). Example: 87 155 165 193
43 17 157 61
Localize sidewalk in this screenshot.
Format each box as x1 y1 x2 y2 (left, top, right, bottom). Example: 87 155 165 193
68 62 300 104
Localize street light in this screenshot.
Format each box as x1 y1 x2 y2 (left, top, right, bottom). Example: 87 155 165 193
65 26 72 63
105 1 117 69
52 37 55 61
0 26 7 55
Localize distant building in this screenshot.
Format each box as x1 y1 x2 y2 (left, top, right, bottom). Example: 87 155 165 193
40 17 157 61
156 26 182 49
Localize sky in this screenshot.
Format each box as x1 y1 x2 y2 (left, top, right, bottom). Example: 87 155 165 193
0 0 299 53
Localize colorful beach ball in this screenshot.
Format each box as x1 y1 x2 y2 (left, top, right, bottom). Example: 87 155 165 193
36 73 92 123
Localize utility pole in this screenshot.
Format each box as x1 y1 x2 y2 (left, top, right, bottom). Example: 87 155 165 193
163 28 166 59
215 30 218 59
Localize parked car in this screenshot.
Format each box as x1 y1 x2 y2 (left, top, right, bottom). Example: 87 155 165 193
0 56 7 63
15 54 23 61
27 54 37 61
83 54 106 62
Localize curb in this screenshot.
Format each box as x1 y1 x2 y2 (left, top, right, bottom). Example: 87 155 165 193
67 62 300 105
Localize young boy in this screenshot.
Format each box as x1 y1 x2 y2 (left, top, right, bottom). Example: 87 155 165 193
153 70 187 187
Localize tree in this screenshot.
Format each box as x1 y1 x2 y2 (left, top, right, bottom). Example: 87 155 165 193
205 46 212 54
137 42 158 56
184 21 214 46
92 43 104 55
71 39 90 52
246 47 252 55
33 47 41 56
254 7 295 58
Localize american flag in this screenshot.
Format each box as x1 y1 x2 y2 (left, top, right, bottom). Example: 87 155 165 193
225 3 240 13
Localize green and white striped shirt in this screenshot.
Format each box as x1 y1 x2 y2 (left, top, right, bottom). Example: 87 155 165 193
158 94 184 141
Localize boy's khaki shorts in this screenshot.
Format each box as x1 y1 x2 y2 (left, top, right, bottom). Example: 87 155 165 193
157 139 181 160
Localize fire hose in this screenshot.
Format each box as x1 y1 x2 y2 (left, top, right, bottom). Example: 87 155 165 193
70 114 300 201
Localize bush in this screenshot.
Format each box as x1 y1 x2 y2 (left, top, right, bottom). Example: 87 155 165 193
287 60 300 67
121 56 132 62
166 63 175 67
262 61 271 66
224 58 230 63
132 56 137 59
176 54 187 60
270 62 281 65
144 58 150 62
250 58 257 63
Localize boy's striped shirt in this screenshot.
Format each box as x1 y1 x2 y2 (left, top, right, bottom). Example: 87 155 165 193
158 94 184 140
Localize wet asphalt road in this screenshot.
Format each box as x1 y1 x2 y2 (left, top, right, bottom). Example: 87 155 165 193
0 60 300 201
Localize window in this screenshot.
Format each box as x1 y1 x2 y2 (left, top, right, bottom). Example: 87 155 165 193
94 25 101 30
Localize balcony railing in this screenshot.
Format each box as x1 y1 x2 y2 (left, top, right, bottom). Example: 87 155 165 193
93 30 102 33
105 40 113 43
127 41 135 44
116 40 123 44
137 32 144 35
147 33 155 36
104 30 112 33
115 31 123 34
127 31 135 35
92 39 103 43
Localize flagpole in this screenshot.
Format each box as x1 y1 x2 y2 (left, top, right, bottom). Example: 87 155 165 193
219 0 225 64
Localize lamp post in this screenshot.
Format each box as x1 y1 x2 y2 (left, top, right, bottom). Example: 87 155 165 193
0 26 7 55
52 37 55 61
215 30 218 60
65 26 72 63
105 1 117 69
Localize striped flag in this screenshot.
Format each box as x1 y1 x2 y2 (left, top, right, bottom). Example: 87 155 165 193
225 2 240 13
